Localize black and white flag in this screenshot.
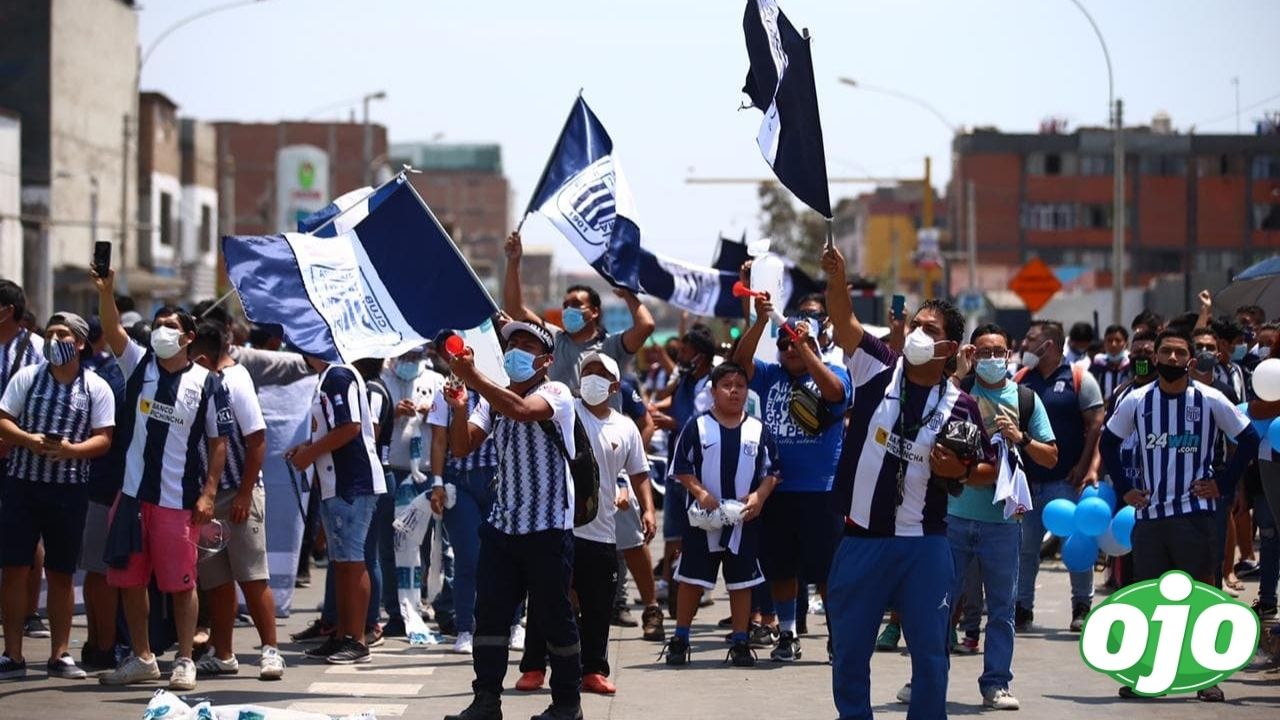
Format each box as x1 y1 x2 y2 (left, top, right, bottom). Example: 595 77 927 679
741 0 832 218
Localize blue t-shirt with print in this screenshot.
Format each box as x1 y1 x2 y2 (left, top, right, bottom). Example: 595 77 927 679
948 381 1056 523
749 359 852 493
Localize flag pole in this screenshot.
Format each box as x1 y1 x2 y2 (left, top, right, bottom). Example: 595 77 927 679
517 90 586 233
825 218 834 251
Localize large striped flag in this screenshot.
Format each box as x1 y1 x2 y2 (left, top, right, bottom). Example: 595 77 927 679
222 176 497 363
742 0 831 218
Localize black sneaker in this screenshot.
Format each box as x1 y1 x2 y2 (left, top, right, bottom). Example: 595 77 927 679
303 636 344 659
727 640 756 667
1253 599 1278 619
1070 602 1090 632
661 635 691 666
291 619 334 644
748 624 779 649
1014 605 1034 633
443 692 502 720
796 615 809 636
717 616 735 629
435 614 458 637
770 631 801 662
1235 559 1261 578
294 574 311 589
326 636 372 665
24 615 50 639
365 625 385 648
0 654 27 680
46 654 87 680
531 703 584 720
382 617 407 638
611 606 639 628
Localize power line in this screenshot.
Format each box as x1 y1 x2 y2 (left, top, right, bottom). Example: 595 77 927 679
1191 89 1280 129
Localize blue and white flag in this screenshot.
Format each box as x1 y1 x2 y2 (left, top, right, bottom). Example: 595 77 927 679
223 176 497 363
525 96 643 291
742 0 831 218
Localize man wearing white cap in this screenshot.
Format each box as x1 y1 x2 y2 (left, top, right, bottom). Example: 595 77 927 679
515 351 652 696
444 320 583 720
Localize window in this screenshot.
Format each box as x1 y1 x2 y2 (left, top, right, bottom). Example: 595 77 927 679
1254 203 1280 230
1194 252 1242 272
1080 155 1113 176
1200 154 1243 177
159 192 173 246
1083 204 1110 229
1021 203 1075 230
1252 155 1280 179
1044 153 1062 175
1139 155 1186 176
199 204 212 253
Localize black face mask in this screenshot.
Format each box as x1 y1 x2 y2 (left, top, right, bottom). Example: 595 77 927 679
1156 362 1189 382
679 356 701 374
1194 350 1218 374
1132 356 1153 377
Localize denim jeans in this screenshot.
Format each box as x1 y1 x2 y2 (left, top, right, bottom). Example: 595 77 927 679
375 471 402 620
948 516 1021 693
321 493 381 628
441 466 498 634
1018 481 1094 610
1254 489 1278 606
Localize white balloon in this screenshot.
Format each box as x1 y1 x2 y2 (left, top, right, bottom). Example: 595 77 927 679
1253 358 1280 402
1097 524 1131 557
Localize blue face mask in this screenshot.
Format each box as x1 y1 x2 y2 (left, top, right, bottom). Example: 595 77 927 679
562 307 587 334
1231 344 1247 362
1106 349 1128 364
503 348 542 383
44 338 79 367
395 360 421 381
976 357 1008 384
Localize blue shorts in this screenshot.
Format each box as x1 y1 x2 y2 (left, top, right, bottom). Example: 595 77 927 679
674 527 765 591
320 494 378 563
663 483 689 541
759 491 843 583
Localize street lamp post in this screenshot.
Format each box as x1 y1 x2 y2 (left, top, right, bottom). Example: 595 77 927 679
1066 0 1124 326
362 91 387 185
120 0 270 294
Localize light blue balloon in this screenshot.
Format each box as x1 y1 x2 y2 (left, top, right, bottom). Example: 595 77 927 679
1111 505 1137 546
1074 497 1113 537
1238 401 1274 440
1062 533 1099 572
1042 498 1077 537
1097 523 1131 557
1269 416 1280 449
1080 484 1117 514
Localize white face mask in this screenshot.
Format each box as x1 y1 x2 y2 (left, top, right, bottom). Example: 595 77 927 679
903 328 944 366
579 375 613 406
151 326 184 360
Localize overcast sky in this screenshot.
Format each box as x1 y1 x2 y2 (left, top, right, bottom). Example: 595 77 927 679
138 0 1280 271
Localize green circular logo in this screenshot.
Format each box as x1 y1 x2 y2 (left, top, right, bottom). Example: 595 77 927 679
298 161 316 191
1079 570 1260 696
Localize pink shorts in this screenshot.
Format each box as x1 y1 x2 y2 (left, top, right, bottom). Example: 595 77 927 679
106 498 199 593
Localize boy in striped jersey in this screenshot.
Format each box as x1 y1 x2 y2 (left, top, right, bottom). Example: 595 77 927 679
188 322 283 680
92 270 234 692
1101 328 1260 702
1089 325 1132 400
0 312 115 681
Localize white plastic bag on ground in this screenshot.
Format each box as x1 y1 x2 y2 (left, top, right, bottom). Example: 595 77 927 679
144 690 378 719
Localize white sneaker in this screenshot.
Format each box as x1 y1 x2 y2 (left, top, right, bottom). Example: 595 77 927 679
453 631 474 655
259 646 285 680
983 687 1020 710
194 650 239 676
169 657 197 691
509 624 526 651
896 682 912 704
98 654 161 686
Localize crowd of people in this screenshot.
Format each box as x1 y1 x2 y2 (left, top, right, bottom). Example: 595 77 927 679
0 233 1276 720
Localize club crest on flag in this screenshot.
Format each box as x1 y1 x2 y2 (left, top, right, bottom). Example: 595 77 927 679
308 262 401 348
554 156 616 247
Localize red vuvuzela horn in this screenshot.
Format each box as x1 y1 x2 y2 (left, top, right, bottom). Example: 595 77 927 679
732 281 763 299
444 335 467 356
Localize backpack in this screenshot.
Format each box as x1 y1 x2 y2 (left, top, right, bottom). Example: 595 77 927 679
959 374 1036 436
538 413 601 527
1013 363 1084 394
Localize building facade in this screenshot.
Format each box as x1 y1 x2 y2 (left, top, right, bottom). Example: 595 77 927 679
948 121 1280 292
0 0 139 316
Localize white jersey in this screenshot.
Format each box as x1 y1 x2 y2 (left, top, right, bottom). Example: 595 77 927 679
572 399 650 544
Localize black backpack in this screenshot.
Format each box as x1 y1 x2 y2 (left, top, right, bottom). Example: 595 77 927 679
539 413 601 527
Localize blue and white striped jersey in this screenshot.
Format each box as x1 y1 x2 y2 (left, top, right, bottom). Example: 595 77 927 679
427 387 499 472
0 329 45 391
1105 380 1249 519
0 365 115 484
196 363 266 491
468 380 576 535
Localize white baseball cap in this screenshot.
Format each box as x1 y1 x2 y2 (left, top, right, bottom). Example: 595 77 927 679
577 351 620 382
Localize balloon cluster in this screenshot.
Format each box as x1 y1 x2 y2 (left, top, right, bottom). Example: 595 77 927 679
1236 358 1280 448
1041 484 1137 573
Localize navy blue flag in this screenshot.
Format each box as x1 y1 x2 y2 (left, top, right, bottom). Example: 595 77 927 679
524 96 643 291
222 177 497 363
742 0 832 218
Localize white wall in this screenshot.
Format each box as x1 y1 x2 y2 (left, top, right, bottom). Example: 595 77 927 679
0 116 20 282
146 171 182 268
180 184 218 301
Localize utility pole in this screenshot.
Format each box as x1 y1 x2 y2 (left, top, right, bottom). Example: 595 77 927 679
118 113 130 293
89 176 99 245
966 180 977 290
1111 98 1125 325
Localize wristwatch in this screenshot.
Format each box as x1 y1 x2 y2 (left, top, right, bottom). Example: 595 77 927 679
1017 434 1032 449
